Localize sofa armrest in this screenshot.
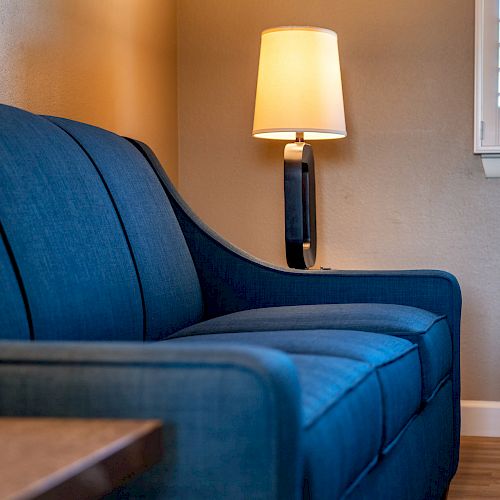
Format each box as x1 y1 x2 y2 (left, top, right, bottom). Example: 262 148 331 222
0 341 302 499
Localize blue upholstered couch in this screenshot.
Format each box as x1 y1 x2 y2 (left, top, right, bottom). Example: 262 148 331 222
0 104 461 499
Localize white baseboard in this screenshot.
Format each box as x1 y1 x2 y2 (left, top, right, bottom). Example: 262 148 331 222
461 400 500 437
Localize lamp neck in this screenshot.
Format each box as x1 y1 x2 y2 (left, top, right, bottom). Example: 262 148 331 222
295 132 305 143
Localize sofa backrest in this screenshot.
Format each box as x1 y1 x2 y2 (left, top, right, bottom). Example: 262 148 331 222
0 105 203 341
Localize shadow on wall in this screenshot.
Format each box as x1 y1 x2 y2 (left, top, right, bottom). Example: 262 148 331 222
0 0 178 183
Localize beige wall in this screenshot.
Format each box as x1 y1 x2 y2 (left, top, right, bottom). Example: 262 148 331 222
177 0 498 401
0 0 178 183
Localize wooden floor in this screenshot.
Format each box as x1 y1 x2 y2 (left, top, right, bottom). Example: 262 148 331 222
448 436 500 498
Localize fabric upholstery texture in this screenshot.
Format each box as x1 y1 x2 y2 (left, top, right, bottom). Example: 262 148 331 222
174 303 443 337
345 381 453 500
0 105 461 499
170 331 422 497
0 234 30 340
170 329 421 446
173 303 450 401
0 341 302 499
0 105 202 341
294 356 382 499
0 105 142 341
45 116 203 339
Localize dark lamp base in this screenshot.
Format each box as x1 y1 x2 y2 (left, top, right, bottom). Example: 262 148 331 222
284 141 317 269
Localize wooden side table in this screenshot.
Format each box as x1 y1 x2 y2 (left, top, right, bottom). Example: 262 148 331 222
0 418 163 500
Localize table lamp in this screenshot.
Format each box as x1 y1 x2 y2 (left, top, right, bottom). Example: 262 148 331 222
253 26 346 269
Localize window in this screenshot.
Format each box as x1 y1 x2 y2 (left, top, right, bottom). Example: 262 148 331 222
475 0 500 175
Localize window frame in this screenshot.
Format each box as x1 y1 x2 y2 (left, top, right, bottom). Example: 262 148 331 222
475 0 500 154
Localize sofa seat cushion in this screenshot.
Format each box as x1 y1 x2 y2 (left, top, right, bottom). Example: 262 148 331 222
293 354 382 499
168 333 420 498
171 303 451 401
168 329 420 446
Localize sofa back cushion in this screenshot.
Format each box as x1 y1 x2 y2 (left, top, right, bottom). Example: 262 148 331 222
0 105 203 341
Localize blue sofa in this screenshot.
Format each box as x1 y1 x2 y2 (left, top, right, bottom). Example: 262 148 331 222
0 104 461 499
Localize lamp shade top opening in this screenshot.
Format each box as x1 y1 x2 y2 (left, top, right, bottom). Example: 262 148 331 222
252 26 347 141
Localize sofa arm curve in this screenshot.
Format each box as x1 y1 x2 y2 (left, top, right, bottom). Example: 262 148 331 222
128 139 461 324
0 341 302 500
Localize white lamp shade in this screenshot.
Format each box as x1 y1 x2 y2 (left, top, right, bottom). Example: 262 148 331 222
252 26 346 141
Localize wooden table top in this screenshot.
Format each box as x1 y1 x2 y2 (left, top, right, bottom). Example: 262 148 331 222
0 417 163 500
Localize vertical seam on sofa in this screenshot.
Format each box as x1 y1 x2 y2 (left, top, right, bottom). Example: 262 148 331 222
49 122 147 342
124 137 207 320
0 219 34 340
